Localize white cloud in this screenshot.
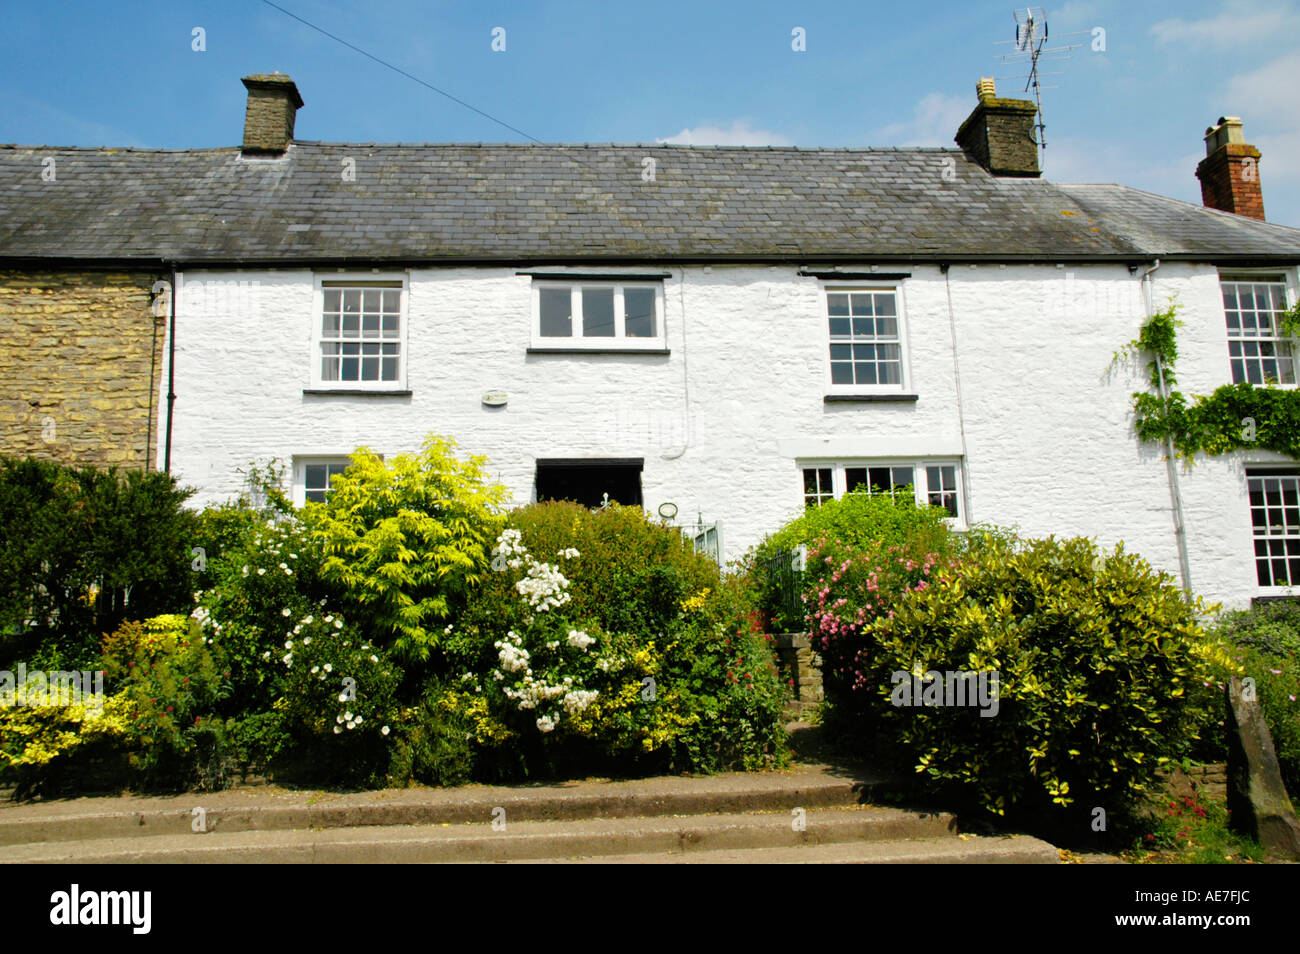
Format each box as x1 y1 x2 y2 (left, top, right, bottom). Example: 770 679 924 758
1040 137 1202 198
1049 0 1106 27
1223 51 1300 125
654 120 792 146
1216 52 1300 216
1150 0 1300 48
878 92 971 147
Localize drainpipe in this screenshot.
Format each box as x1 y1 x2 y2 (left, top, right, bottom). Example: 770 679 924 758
1141 260 1193 597
661 268 689 461
163 264 178 474
941 264 973 526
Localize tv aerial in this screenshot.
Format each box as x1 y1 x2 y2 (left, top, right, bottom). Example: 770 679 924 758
994 7 1091 162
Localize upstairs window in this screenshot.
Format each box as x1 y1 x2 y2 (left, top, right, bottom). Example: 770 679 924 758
1221 276 1295 386
531 281 665 350
825 287 907 391
313 278 407 390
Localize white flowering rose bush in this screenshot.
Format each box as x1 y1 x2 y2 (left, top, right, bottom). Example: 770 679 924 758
275 610 403 781
192 512 339 713
475 530 608 740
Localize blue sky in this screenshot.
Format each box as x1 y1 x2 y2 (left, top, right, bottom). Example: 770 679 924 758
3 0 1298 226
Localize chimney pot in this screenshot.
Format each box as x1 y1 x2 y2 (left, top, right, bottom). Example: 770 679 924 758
240 73 304 156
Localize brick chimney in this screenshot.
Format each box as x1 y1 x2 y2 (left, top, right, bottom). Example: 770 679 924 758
954 77 1040 178
240 73 303 156
1196 117 1264 220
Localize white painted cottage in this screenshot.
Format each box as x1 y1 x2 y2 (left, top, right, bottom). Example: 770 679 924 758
3 73 1299 610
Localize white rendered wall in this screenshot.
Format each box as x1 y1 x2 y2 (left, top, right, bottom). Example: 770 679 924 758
162 261 1297 610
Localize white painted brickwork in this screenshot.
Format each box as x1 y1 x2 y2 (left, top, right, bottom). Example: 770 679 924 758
163 262 1298 610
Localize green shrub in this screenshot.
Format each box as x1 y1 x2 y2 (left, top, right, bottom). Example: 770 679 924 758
442 502 788 778
190 460 294 592
385 683 477 787
275 611 402 738
0 457 196 670
193 513 337 715
1213 601 1300 798
750 491 955 633
305 436 509 666
812 531 1235 825
100 614 229 790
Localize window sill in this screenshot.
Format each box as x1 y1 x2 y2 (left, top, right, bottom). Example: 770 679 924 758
824 393 919 403
303 389 413 397
527 347 670 356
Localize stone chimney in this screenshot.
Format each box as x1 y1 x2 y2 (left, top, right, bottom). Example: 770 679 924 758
1196 117 1264 220
240 73 303 156
954 77 1040 178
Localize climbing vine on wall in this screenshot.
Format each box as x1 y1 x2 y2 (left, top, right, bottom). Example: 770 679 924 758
1120 300 1300 461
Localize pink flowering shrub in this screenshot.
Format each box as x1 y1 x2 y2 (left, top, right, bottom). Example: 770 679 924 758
810 530 1232 824
808 534 955 704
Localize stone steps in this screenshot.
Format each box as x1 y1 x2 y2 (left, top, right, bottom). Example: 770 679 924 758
0 767 1061 864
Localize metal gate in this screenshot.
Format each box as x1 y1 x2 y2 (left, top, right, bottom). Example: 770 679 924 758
680 514 723 565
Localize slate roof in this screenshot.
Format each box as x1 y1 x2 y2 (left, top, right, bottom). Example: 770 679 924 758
2 141 1299 264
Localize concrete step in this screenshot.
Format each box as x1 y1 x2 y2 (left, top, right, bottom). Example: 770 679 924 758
0 766 901 846
524 835 1062 864
4 806 972 864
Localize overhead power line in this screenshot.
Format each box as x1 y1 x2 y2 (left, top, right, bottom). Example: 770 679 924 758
258 0 544 144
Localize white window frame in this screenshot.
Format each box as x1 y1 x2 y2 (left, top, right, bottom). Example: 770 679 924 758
1245 465 1300 589
292 456 355 506
1219 270 1298 389
798 459 966 528
530 281 666 349
822 283 911 394
310 273 410 390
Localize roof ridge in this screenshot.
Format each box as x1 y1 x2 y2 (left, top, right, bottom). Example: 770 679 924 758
285 140 967 152
0 144 239 154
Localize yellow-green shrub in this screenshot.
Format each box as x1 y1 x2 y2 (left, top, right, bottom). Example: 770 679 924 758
304 435 509 666
822 532 1235 823
0 689 133 769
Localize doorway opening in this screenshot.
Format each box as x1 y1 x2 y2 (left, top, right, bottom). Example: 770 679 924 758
534 459 644 508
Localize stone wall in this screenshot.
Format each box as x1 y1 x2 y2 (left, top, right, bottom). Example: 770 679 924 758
1159 762 1229 801
954 98 1040 177
774 633 822 719
0 268 166 470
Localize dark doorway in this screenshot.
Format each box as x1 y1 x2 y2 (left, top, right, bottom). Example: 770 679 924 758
535 459 644 508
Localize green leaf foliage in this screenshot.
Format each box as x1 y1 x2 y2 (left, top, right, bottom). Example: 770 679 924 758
748 490 955 633
1212 601 1300 798
810 530 1235 828
304 435 509 666
1125 303 1300 460
0 456 197 669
